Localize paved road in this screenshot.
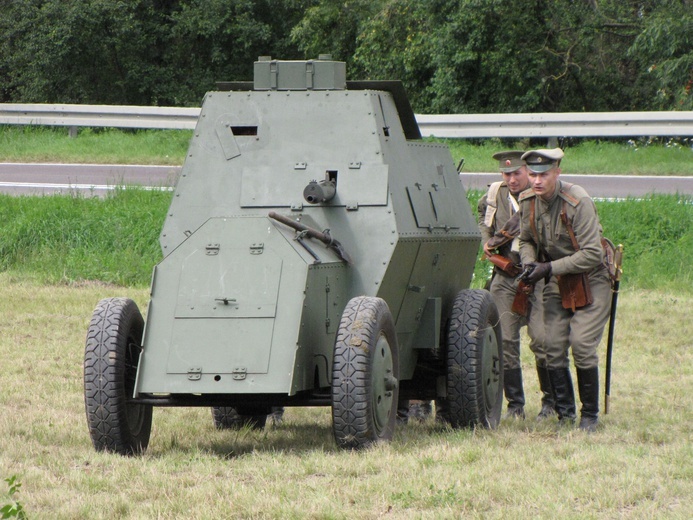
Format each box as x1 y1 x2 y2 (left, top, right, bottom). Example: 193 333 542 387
0 163 691 198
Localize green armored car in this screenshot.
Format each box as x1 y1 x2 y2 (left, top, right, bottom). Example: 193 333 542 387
84 56 503 453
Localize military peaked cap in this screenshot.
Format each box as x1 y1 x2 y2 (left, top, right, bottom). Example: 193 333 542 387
492 150 525 173
522 148 564 173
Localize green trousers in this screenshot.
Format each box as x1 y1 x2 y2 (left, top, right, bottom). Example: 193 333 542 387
542 268 612 370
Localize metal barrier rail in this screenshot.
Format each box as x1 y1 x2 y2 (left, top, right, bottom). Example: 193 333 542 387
1 103 692 137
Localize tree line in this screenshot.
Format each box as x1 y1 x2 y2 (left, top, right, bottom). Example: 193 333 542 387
0 0 691 113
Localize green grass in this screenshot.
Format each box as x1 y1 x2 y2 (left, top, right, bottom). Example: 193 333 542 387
0 278 690 518
0 189 169 286
1 126 692 174
0 190 690 292
444 138 693 175
0 126 189 165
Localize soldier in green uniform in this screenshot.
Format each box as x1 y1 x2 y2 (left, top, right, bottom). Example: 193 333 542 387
518 148 612 432
477 151 553 420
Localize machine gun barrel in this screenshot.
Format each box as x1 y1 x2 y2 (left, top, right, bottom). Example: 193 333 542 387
268 211 352 264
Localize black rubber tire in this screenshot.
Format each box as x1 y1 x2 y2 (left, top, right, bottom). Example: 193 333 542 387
84 298 152 455
211 406 267 430
444 289 503 429
332 296 399 450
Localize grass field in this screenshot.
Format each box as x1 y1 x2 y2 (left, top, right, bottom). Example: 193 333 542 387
1 128 691 518
0 276 691 519
1 126 692 175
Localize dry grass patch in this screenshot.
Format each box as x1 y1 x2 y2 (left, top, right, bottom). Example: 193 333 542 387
1 277 691 519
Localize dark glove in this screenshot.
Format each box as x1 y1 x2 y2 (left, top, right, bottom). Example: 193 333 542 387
522 262 552 285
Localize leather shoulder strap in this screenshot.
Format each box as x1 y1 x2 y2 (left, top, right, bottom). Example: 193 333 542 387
560 200 580 251
529 197 539 245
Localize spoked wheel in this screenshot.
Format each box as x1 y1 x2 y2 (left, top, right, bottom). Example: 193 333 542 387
332 296 399 450
443 289 503 429
84 298 152 455
211 406 268 430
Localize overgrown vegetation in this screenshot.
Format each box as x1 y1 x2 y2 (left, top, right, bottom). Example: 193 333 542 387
0 189 169 286
0 189 690 293
1 1 691 112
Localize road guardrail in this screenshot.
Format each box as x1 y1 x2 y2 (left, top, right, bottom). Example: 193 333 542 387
1 103 692 138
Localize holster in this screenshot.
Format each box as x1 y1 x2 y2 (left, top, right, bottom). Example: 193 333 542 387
557 272 593 311
486 254 521 277
511 281 534 317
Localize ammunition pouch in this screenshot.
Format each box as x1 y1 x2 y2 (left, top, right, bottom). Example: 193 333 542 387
557 272 593 312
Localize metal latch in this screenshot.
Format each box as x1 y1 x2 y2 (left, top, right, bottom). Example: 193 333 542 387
187 367 202 381
232 367 247 380
206 243 220 256
250 243 264 255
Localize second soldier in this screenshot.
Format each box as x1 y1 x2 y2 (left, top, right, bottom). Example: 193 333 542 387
477 151 554 420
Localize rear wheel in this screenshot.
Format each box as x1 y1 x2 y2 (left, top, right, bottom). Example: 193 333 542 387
332 296 399 450
84 298 152 455
211 406 267 430
444 289 503 429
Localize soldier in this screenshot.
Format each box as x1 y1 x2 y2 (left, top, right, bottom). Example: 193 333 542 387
478 150 553 420
518 148 612 432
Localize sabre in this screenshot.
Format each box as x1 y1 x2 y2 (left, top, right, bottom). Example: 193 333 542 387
604 244 624 414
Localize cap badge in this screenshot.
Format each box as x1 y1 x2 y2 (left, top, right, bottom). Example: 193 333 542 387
505 159 511 166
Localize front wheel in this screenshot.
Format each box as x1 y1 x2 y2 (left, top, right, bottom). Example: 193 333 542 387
443 289 503 429
84 298 152 455
332 296 399 450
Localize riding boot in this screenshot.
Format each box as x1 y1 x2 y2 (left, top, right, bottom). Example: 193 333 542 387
547 368 576 424
408 400 432 422
268 406 285 426
576 367 600 432
434 398 450 425
397 399 410 425
503 368 526 419
536 363 556 420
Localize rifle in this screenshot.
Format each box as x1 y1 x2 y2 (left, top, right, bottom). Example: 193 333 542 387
604 244 624 414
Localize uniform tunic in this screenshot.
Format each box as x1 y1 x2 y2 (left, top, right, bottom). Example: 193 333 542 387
518 180 611 370
478 183 545 370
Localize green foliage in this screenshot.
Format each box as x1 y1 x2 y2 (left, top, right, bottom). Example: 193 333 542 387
1 476 26 520
0 0 690 111
628 0 693 110
290 0 379 68
0 0 310 105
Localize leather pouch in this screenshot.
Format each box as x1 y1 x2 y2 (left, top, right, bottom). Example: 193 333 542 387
557 272 593 311
487 254 521 277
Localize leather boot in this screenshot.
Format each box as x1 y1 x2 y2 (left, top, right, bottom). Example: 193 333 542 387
397 399 410 425
547 368 576 424
408 400 432 422
503 368 525 419
536 364 556 420
434 398 450 425
576 367 599 432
